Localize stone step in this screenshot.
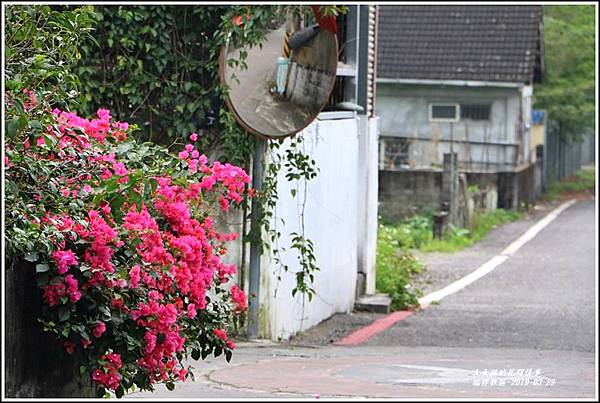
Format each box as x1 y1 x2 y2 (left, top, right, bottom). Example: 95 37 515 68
354 293 392 314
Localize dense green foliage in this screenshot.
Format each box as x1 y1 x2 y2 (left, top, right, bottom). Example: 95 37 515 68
74 5 282 165
383 209 523 254
544 167 596 200
376 224 423 311
534 5 595 141
5 5 96 124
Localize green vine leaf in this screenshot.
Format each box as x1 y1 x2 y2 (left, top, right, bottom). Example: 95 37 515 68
35 263 49 273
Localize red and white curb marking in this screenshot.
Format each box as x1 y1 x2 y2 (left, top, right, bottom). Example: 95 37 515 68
335 199 577 346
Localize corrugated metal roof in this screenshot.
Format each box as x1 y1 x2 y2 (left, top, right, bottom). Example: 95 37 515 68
377 5 543 83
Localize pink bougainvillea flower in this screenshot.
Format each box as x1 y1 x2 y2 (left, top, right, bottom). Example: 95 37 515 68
186 303 197 319
100 169 112 180
64 340 75 354
93 321 107 338
112 161 128 176
213 328 228 341
97 108 111 120
92 353 122 390
230 284 248 312
10 105 258 392
52 249 78 275
64 274 82 303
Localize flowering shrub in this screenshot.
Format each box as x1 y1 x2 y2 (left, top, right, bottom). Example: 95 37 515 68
5 93 251 396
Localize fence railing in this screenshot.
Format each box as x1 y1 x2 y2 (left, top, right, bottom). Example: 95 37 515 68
543 129 595 188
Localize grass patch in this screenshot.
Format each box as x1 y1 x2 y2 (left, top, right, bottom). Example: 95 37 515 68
375 224 423 310
383 209 524 254
421 209 524 252
544 167 596 200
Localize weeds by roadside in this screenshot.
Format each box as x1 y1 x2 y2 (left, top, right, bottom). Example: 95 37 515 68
543 167 596 200
376 208 524 310
422 209 524 252
376 224 423 311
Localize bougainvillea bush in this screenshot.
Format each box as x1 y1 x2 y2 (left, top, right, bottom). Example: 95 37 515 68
5 90 250 396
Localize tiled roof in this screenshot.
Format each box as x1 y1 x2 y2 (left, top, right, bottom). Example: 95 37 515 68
377 5 543 83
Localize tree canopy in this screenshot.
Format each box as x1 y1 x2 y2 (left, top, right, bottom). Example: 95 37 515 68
534 5 596 141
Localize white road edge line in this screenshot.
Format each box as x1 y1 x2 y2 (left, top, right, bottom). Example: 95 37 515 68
418 199 577 306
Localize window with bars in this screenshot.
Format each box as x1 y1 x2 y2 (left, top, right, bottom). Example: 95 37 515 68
429 104 459 122
429 103 491 122
460 104 491 121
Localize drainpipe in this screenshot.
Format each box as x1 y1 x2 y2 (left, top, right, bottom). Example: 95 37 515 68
247 138 266 339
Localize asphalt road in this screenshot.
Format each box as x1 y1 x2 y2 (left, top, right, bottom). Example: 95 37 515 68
366 199 596 353
130 200 597 399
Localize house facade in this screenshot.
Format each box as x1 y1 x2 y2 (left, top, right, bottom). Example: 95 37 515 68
376 5 544 221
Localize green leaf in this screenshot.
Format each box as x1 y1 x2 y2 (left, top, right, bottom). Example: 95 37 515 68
6 118 19 139
165 382 175 391
99 305 111 319
191 349 201 360
13 98 24 114
35 263 50 273
115 385 124 398
96 387 106 398
28 120 42 132
58 307 71 322
36 273 50 287
24 251 39 262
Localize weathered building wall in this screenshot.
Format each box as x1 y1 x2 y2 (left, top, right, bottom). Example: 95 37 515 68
378 168 501 225
376 83 524 171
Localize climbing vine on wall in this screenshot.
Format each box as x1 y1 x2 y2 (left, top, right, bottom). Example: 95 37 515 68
262 135 321 301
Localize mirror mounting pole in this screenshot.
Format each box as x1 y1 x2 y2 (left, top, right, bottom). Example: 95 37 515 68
247 138 266 339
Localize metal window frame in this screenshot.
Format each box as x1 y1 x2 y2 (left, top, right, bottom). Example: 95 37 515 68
380 136 410 170
460 103 492 121
429 103 460 122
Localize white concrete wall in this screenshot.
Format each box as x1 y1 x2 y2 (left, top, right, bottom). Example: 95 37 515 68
258 117 361 340
356 116 379 295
